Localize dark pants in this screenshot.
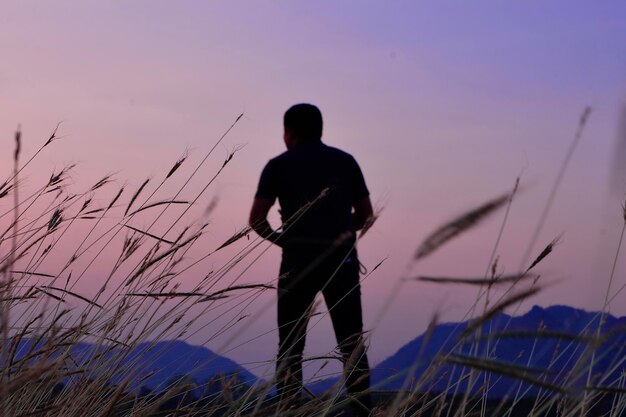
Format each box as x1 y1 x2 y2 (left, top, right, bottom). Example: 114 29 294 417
276 245 371 413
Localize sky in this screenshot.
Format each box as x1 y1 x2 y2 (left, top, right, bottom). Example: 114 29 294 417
2 1 626 381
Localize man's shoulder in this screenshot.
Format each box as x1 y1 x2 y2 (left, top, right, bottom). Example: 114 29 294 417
265 150 290 166
324 146 362 171
322 144 358 162
266 144 357 166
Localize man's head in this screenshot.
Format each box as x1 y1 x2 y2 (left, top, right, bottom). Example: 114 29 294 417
283 103 323 149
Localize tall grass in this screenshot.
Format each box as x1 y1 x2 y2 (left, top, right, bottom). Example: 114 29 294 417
1 108 625 416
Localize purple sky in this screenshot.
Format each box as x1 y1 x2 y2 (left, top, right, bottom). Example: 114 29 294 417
2 1 626 380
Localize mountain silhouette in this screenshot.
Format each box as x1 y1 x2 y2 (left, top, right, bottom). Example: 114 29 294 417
14 339 259 392
310 305 626 398
13 305 625 399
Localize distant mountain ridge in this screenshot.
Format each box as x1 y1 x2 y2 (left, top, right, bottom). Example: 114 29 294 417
14 339 259 392
13 305 626 399
310 305 626 398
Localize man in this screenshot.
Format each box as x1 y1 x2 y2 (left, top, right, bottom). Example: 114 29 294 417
249 103 373 415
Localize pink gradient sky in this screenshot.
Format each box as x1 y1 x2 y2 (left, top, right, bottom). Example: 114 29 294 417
2 1 626 379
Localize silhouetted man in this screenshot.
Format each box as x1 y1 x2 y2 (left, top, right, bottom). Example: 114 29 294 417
249 103 373 415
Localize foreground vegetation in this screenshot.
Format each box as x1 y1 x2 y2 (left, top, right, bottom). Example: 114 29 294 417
1 109 625 416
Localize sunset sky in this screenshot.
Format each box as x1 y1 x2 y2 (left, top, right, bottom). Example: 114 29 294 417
2 1 626 380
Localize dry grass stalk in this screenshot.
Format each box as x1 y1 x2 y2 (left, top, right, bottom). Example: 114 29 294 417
416 273 535 286
415 191 515 260
126 232 201 285
38 286 102 308
47 209 62 232
47 164 76 189
9 270 55 278
89 175 113 191
14 127 21 162
472 330 593 344
215 226 252 251
106 186 125 211
520 106 591 267
127 199 189 216
166 151 188 179
204 195 219 217
0 180 14 199
199 283 275 300
445 354 566 394
526 236 561 272
123 224 174 245
124 178 150 216
585 385 626 394
82 207 105 215
460 286 542 340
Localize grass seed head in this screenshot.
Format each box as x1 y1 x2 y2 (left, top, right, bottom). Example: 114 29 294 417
125 178 150 216
14 126 22 162
526 236 561 272
48 209 63 232
415 191 515 260
166 151 188 179
107 186 125 211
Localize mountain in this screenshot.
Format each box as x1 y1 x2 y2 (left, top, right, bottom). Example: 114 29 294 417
14 339 259 392
13 305 625 399
311 305 626 398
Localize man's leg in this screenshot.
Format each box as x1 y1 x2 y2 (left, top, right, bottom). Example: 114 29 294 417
276 273 316 405
322 259 371 415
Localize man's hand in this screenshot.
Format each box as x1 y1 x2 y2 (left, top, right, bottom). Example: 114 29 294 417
352 196 374 231
249 197 283 246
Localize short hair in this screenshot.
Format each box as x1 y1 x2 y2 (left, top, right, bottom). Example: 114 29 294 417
284 103 323 140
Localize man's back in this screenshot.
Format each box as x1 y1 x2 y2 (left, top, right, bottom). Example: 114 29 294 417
255 141 369 248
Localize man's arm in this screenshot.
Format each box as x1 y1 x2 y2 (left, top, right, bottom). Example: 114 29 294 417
352 196 374 231
249 197 282 246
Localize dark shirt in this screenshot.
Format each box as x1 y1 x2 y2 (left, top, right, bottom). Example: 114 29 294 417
255 140 369 250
